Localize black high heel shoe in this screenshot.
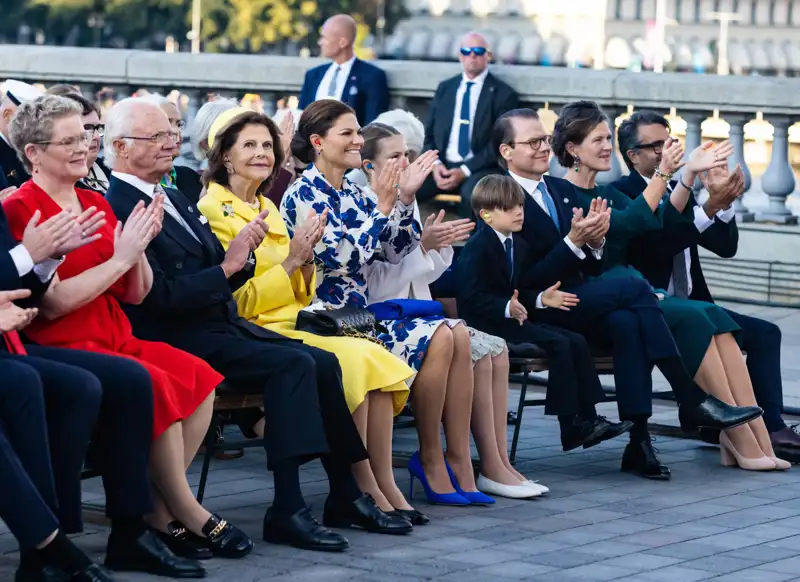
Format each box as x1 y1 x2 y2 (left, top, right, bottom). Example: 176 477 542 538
388 508 430 526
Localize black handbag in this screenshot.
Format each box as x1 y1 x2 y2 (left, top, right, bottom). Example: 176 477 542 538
296 306 384 344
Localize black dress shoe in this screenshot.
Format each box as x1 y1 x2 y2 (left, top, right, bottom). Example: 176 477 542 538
621 438 671 480
69 564 114 582
196 514 253 559
157 522 213 561
389 508 430 526
772 425 800 464
263 506 349 552
679 396 762 431
15 563 68 582
323 494 413 535
105 528 206 578
583 417 634 449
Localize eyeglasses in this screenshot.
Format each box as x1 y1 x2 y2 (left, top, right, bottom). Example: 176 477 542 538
33 130 94 151
632 140 666 155
460 46 488 56
84 123 105 137
173 119 186 130
121 130 181 145
512 135 552 151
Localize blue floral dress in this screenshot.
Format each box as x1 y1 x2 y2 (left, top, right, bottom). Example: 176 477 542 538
281 166 448 381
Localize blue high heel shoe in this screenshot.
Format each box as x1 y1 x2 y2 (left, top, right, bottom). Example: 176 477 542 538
407 452 470 506
445 460 496 505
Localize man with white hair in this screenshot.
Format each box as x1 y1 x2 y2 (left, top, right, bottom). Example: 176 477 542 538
417 32 519 218
298 14 389 124
0 80 44 193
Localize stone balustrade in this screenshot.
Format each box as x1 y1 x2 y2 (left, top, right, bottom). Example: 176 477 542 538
1 44 798 224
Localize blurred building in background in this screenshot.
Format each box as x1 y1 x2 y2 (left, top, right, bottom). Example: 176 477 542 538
382 0 800 75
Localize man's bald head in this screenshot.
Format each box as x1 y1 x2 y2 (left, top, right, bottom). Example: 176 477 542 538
319 14 357 62
458 31 492 79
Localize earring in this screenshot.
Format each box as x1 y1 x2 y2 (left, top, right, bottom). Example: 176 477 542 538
573 156 581 172
225 162 234 175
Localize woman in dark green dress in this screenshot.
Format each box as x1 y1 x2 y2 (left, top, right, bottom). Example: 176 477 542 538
548 100 786 471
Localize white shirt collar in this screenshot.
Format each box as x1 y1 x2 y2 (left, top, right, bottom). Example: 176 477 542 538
491 227 512 245
0 131 9 146
462 67 489 88
508 170 542 194
331 56 356 75
111 171 157 197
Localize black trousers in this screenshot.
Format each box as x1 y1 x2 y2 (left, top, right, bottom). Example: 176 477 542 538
725 308 784 432
0 355 100 547
176 328 368 471
415 162 503 218
1 346 155 530
511 321 605 417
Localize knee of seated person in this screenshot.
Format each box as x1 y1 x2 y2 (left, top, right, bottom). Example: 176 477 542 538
0 361 44 401
451 323 471 352
761 320 782 344
428 324 455 357
108 359 154 405
308 346 342 376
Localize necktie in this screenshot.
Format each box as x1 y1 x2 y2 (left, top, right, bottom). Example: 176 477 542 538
504 238 514 280
537 181 561 232
327 65 342 98
457 81 474 158
3 331 26 355
672 252 690 299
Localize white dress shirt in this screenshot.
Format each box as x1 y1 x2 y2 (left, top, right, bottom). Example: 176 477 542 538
641 174 735 297
8 245 62 282
112 171 200 242
490 228 545 317
508 171 604 260
314 57 357 103
444 68 489 177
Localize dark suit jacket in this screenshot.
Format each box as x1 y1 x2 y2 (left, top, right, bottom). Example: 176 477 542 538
298 59 389 125
515 175 603 291
456 226 543 344
0 204 51 307
0 138 29 190
423 72 518 175
174 165 203 205
610 170 739 303
105 178 286 354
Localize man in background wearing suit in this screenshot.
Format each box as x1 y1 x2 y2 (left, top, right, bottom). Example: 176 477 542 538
298 14 389 126
0 80 43 197
493 108 762 479
417 31 519 218
612 110 800 459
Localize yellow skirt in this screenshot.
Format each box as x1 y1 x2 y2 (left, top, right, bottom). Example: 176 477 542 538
266 320 412 416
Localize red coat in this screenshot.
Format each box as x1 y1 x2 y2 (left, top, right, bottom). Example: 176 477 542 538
3 181 221 438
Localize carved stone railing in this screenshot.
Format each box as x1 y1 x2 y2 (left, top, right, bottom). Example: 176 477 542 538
1 44 798 224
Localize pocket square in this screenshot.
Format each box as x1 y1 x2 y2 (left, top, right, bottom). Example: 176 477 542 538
199 215 208 225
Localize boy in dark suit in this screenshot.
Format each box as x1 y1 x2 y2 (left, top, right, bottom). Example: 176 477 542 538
457 174 632 453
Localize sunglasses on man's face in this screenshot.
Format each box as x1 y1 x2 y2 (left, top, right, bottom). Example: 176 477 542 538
460 47 488 57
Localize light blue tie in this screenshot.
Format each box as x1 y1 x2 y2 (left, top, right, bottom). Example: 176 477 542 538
537 181 561 232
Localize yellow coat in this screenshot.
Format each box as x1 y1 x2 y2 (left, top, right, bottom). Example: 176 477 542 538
198 183 412 414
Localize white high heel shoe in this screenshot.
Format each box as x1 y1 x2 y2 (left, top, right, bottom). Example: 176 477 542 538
477 475 542 499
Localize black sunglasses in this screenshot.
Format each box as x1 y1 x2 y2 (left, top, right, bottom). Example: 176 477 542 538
460 47 488 57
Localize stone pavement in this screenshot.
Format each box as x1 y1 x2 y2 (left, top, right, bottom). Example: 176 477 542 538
2 301 800 581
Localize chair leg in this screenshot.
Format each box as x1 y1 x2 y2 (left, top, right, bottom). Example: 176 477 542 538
196 414 219 504
509 370 529 465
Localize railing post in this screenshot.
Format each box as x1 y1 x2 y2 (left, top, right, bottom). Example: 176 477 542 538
596 106 625 185
722 112 755 222
757 115 799 225
680 111 707 187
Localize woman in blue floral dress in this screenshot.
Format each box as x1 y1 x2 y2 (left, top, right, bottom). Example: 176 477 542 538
282 101 492 506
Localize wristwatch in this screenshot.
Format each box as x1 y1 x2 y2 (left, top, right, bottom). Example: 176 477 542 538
653 167 672 183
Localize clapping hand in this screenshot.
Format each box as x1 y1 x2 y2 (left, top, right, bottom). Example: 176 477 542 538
658 138 685 176
0 186 17 202
0 289 37 333
112 200 161 268
686 140 734 174
567 207 607 247
221 208 270 277
398 150 438 204
374 159 401 215
56 206 107 256
701 163 745 213
583 197 611 247
509 290 528 325
279 111 295 165
420 210 475 252
541 281 579 311
287 208 328 270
